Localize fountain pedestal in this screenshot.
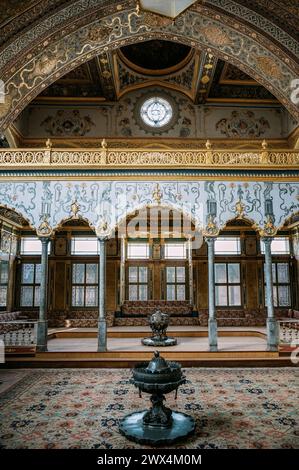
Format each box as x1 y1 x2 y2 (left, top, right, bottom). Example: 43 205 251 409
119 351 195 446
142 310 177 347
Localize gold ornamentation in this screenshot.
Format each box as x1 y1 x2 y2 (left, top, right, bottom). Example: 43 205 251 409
203 214 219 236
142 12 173 27
201 26 232 46
101 138 107 149
259 215 277 237
95 219 111 239
70 200 80 219
37 215 52 237
235 199 245 219
152 183 163 204
87 24 113 42
253 56 283 80
0 149 299 169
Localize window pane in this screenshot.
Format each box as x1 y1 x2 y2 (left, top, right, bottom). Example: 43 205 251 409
34 286 40 307
273 287 278 307
71 237 98 255
177 285 185 300
176 267 185 282
85 286 98 306
215 285 227 306
0 286 7 307
229 285 241 306
0 261 9 283
129 266 138 282
72 286 84 306
21 264 34 283
215 237 241 254
86 264 98 283
139 266 148 282
127 243 149 259
277 263 289 283
261 237 290 255
167 284 175 300
166 267 175 282
228 264 240 283
72 264 85 284
165 243 186 259
35 264 42 284
129 285 138 301
21 237 42 254
139 284 148 301
215 264 227 283
20 286 33 306
278 286 290 307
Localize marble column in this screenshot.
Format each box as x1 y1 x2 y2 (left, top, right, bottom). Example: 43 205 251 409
187 238 193 306
119 237 126 306
263 237 279 351
97 238 107 352
36 237 50 352
206 237 218 351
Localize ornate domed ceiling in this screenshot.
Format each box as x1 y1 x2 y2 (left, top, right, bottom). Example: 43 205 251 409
120 40 192 74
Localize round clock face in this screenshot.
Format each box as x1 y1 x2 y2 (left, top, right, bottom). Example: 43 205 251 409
140 96 173 128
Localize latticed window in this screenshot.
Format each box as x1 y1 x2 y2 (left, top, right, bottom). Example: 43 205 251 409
264 262 291 307
20 263 41 307
72 263 98 307
215 263 241 307
128 266 148 301
166 266 186 300
0 260 9 308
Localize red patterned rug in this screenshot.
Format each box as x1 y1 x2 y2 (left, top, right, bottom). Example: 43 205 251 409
0 368 298 449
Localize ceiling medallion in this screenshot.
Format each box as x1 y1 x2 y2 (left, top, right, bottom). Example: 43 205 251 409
138 0 197 19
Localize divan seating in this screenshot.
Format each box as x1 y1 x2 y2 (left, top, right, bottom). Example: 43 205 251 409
121 300 193 318
0 311 29 334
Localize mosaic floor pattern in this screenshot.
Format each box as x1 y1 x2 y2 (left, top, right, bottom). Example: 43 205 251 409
0 368 298 449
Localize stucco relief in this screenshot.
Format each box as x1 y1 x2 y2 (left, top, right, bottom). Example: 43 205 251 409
215 111 270 138
40 110 95 137
0 6 298 132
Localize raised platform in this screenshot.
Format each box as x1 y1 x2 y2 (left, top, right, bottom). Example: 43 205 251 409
1 326 295 368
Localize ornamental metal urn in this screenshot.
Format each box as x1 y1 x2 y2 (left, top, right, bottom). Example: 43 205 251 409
119 351 196 445
142 309 177 346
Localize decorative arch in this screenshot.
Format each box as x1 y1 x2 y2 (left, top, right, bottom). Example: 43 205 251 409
0 204 36 231
0 4 298 131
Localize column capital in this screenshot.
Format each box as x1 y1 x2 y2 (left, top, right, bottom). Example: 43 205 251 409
204 236 216 245
261 236 273 246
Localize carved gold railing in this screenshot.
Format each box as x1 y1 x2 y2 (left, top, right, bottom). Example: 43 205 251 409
0 148 298 169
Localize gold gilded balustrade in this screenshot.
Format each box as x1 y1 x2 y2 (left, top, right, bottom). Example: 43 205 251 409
0 147 298 169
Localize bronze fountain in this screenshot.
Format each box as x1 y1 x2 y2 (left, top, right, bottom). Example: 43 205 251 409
119 351 195 445
142 309 177 347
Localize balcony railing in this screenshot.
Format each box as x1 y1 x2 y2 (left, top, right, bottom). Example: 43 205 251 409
0 320 37 352
279 320 299 345
0 147 298 169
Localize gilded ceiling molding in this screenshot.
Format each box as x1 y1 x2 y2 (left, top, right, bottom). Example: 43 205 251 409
0 4 298 131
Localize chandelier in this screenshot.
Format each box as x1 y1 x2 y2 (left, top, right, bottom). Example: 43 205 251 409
139 0 197 19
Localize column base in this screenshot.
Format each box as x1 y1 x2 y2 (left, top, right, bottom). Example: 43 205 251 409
266 317 279 351
97 319 107 352
36 320 48 352
208 318 218 352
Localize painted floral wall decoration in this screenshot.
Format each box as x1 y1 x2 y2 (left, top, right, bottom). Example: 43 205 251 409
40 110 95 136
216 110 270 138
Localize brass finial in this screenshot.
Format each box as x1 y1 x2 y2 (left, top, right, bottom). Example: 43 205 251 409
70 200 80 219
101 138 107 149
205 139 212 150
46 138 52 149
261 139 268 150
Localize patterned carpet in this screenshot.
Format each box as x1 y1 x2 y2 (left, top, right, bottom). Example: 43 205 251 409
0 368 298 449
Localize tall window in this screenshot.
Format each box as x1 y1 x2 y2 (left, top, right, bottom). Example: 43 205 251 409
20 263 41 307
264 262 291 307
72 263 98 307
164 242 187 259
261 237 290 255
127 242 150 259
71 237 98 255
214 237 241 255
166 266 186 300
215 263 241 307
0 260 9 308
128 266 148 301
